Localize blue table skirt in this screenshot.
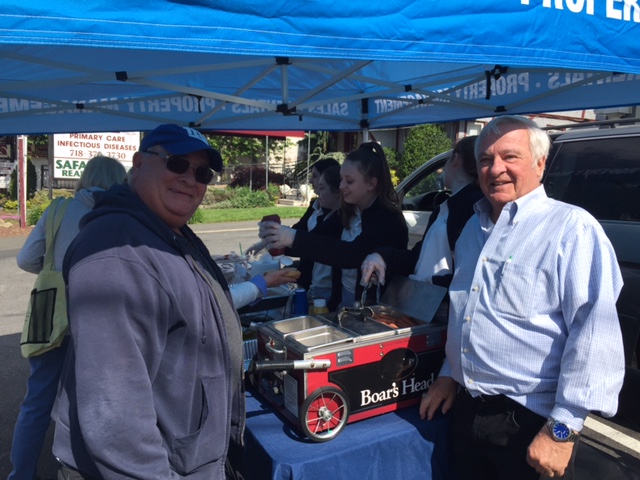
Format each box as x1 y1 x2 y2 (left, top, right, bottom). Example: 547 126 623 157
228 391 453 480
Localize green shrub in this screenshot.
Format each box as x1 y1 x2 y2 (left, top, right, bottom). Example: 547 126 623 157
399 124 452 180
266 183 281 202
228 166 285 190
226 187 273 208
188 208 205 224
27 191 75 225
207 186 276 209
4 199 18 210
201 187 234 207
27 203 48 226
211 200 234 209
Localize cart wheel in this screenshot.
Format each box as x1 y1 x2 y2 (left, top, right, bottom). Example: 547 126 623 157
299 386 349 442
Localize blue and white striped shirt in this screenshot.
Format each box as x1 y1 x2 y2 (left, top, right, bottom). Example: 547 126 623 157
441 186 624 431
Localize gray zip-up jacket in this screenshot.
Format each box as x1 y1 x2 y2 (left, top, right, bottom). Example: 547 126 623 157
53 185 245 479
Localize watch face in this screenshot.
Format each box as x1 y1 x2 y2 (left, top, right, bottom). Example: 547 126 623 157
552 422 571 441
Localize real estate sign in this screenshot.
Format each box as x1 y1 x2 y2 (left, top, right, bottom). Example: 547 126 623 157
53 132 139 178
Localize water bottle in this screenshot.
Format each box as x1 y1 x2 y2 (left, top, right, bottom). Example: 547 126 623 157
312 298 329 315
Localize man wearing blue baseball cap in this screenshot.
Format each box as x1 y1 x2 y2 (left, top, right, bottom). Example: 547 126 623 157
52 125 243 479
139 123 224 174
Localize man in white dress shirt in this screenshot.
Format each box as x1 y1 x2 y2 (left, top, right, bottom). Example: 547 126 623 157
420 115 625 479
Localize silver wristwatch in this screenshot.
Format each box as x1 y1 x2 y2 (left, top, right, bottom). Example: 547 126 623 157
546 418 579 442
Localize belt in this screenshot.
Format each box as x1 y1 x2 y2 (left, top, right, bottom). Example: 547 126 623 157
464 388 505 403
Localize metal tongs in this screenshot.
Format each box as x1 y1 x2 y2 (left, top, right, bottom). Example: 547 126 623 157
334 274 381 327
360 276 381 307
336 305 374 327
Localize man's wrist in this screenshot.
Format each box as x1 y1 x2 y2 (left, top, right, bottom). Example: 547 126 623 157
249 275 268 298
545 418 580 442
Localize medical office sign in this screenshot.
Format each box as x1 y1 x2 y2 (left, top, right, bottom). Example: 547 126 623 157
53 132 140 179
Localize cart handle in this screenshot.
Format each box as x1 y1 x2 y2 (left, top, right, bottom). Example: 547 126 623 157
251 359 332 371
266 341 286 356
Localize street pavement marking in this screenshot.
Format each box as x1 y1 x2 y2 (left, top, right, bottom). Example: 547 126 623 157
584 416 640 453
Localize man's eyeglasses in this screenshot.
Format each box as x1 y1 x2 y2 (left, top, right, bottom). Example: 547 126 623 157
144 150 214 185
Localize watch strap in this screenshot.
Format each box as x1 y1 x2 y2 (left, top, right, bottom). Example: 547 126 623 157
546 418 579 442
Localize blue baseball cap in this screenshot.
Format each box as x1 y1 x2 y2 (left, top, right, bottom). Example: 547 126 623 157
140 124 223 172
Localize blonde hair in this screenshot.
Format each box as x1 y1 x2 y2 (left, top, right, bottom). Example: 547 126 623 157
75 155 127 193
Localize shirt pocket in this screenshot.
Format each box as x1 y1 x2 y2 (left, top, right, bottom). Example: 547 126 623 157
170 375 228 474
492 262 539 321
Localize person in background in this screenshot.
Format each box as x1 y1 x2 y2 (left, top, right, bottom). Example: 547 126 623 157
360 135 482 289
420 115 625 479
10 155 126 480
291 158 342 232
246 158 340 290
260 142 408 308
304 165 343 310
52 124 242 479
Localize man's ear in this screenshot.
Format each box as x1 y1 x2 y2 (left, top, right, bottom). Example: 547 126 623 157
536 156 547 180
132 151 144 168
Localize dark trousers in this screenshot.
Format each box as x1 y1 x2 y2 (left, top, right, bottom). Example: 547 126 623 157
451 389 577 480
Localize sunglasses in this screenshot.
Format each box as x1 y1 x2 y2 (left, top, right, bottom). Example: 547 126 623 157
144 150 214 185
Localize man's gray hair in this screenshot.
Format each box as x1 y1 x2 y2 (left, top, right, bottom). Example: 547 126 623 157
475 115 551 167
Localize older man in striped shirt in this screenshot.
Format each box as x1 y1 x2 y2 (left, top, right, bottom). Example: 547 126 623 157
420 115 624 480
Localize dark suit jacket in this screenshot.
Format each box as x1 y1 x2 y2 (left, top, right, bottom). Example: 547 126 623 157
290 197 409 303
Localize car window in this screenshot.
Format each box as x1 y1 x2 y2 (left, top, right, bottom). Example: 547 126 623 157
544 136 640 222
400 159 448 212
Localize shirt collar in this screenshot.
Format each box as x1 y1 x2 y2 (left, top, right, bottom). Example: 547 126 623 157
475 185 547 226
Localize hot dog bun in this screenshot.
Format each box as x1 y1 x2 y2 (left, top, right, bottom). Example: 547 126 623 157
282 268 301 280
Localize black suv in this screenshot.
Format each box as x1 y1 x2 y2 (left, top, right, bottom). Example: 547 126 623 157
544 122 640 427
396 120 640 428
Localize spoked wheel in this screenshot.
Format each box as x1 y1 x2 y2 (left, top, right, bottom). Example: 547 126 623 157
299 386 349 442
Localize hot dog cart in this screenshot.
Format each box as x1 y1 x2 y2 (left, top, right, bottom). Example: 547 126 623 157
248 276 449 442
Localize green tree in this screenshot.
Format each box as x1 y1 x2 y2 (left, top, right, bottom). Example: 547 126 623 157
9 158 37 200
207 134 293 167
383 146 400 186
399 124 452 180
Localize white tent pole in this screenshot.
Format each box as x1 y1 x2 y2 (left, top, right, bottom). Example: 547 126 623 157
362 128 370 143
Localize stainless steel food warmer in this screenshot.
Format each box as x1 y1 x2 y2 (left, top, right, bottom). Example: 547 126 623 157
248 276 449 442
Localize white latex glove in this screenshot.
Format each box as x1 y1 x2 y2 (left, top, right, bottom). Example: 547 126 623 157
258 220 277 242
360 252 387 286
261 222 296 250
246 240 266 256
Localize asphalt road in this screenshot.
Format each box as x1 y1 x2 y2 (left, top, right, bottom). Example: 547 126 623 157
1 220 639 479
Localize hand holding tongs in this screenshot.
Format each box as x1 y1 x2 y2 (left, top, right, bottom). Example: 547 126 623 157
360 274 381 307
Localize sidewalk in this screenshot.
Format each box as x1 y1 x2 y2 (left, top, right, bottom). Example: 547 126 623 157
0 234 28 251
0 221 256 253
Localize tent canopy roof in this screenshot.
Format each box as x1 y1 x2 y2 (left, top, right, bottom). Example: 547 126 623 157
1 1 639 135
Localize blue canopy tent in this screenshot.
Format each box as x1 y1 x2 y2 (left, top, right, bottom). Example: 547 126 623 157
0 0 638 135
